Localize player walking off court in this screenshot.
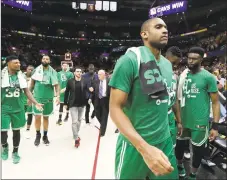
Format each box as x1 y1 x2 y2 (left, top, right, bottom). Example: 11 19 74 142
165 46 183 147
57 63 74 125
175 47 220 179
1 56 43 164
30 55 60 146
109 18 178 179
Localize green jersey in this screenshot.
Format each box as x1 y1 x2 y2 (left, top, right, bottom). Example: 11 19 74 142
33 69 55 100
168 74 178 108
1 74 25 113
57 70 74 102
109 51 173 145
180 69 218 129
23 73 32 104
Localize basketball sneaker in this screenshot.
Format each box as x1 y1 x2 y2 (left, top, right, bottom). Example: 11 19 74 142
34 134 41 146
1 146 9 160
43 136 50 146
57 119 62 125
177 164 186 177
12 152 20 164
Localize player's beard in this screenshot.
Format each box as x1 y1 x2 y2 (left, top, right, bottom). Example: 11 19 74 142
188 63 200 71
149 41 167 50
42 62 50 67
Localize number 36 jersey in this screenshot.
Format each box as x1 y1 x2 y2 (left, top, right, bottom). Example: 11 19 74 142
1 74 25 113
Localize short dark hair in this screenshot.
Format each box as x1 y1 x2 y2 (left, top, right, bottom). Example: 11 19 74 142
188 47 205 58
166 46 182 58
6 55 19 63
74 66 82 71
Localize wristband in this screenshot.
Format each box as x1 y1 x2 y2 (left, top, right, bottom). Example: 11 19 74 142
211 122 219 130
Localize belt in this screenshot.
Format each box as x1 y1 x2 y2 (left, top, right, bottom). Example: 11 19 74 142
168 108 172 114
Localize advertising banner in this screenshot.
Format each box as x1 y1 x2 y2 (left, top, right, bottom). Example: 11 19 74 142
2 0 32 11
149 1 187 18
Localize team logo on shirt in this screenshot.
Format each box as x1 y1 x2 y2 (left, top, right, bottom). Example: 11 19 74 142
183 79 200 98
61 74 67 81
155 78 169 105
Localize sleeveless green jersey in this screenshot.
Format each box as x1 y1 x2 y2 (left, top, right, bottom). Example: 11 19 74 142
109 51 173 145
1 74 25 113
180 69 218 129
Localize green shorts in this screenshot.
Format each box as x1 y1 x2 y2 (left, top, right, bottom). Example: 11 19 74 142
168 111 177 147
25 105 33 114
1 110 26 131
115 135 178 179
177 126 209 147
33 99 54 116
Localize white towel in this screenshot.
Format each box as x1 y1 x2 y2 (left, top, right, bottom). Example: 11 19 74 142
31 65 58 85
1 67 27 89
177 68 189 107
126 47 141 71
31 65 44 82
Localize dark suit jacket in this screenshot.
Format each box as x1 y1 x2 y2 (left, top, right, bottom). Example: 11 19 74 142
82 72 99 99
64 78 89 108
92 78 110 106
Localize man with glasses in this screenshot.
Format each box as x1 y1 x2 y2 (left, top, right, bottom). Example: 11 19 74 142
176 47 220 179
64 67 90 147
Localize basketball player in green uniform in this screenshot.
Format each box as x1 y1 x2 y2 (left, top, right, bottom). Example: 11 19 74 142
165 46 183 147
109 18 178 179
57 63 74 125
23 65 35 138
30 55 60 146
175 47 220 179
1 56 43 164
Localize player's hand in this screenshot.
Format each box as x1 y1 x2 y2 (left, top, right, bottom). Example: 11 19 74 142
209 129 218 142
140 144 174 176
89 87 94 92
55 97 60 105
177 122 183 137
63 105 68 110
35 103 44 111
60 88 66 94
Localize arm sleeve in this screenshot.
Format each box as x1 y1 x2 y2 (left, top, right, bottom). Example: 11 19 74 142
207 75 218 93
109 54 135 94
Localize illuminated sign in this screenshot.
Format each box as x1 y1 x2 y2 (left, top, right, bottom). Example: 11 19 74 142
149 1 187 18
2 0 32 11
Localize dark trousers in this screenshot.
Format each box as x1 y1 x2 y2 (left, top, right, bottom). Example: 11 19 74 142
85 98 95 123
95 97 109 136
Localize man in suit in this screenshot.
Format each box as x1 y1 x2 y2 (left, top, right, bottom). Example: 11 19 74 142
82 64 98 124
64 67 91 147
93 69 110 137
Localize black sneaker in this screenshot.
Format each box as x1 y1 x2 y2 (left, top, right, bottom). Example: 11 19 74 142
64 116 68 122
43 136 50 146
34 134 41 146
56 119 62 125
